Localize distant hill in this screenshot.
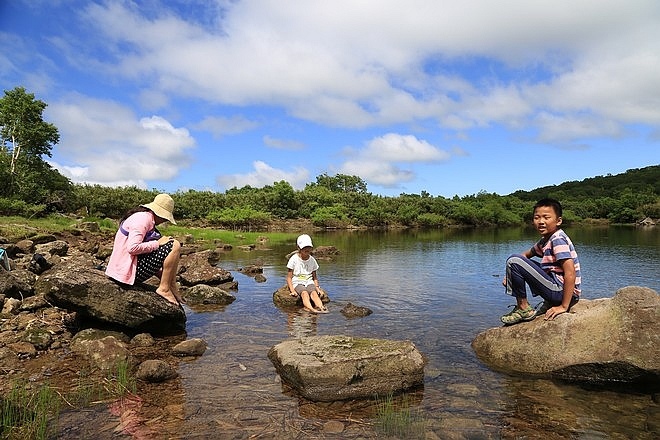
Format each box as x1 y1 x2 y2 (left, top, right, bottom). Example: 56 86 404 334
510 165 659 201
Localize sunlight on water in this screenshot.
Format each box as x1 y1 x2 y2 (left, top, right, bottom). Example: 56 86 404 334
176 226 659 438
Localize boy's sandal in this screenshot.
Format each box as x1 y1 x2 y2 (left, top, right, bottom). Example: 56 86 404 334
501 305 536 325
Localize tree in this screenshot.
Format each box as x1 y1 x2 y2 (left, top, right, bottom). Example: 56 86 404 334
0 87 65 204
312 173 368 194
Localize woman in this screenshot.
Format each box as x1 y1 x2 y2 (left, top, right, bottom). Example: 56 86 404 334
105 193 183 305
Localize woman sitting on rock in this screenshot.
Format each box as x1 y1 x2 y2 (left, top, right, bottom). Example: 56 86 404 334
106 193 183 305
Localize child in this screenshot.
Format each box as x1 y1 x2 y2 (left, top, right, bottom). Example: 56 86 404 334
286 234 328 313
501 198 581 325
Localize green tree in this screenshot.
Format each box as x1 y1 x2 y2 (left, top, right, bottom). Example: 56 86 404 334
312 173 368 193
0 87 69 205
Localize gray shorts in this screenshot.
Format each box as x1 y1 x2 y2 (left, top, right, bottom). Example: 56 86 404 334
294 284 318 294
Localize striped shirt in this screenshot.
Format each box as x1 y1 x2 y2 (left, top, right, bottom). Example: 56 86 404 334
531 229 582 296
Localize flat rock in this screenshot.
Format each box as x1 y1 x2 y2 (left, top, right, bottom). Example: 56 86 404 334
268 335 425 402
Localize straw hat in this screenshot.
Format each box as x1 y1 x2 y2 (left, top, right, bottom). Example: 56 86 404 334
142 194 176 224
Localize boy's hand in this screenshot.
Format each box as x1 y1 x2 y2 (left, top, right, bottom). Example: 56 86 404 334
544 305 567 320
501 276 506 287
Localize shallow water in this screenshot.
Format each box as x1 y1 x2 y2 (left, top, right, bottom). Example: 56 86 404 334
74 226 660 438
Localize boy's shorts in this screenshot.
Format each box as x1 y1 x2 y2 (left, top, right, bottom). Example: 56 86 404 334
135 241 173 283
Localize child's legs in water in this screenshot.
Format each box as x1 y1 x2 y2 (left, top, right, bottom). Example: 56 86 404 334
309 290 325 309
295 285 317 311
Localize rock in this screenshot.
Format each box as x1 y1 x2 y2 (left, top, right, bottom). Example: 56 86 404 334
471 286 660 386
268 335 426 402
34 256 186 335
313 245 340 259
323 420 345 434
272 285 330 308
23 328 53 351
178 250 234 286
184 284 236 305
8 341 37 358
79 221 100 232
238 264 263 275
172 338 207 357
35 239 69 257
70 333 133 371
0 269 36 299
0 346 21 370
136 359 178 383
14 239 35 255
2 297 21 314
131 333 156 347
341 302 373 318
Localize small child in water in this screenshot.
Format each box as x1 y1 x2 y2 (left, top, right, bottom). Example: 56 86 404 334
286 234 328 313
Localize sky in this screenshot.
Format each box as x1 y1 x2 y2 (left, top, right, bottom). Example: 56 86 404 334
1 0 659 198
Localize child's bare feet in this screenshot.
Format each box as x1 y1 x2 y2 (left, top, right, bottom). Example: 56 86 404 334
156 289 179 305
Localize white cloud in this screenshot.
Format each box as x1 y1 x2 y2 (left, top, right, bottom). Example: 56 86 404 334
216 160 310 190
192 115 259 138
46 95 195 188
63 0 659 146
338 133 450 187
263 135 305 150
364 133 450 162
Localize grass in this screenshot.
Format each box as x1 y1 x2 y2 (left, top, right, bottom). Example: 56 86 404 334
0 215 79 240
165 224 295 247
374 393 427 439
1 380 60 440
0 215 297 247
1 360 138 440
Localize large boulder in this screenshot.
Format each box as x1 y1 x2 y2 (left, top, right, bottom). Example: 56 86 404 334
268 335 426 402
34 257 186 335
471 286 659 386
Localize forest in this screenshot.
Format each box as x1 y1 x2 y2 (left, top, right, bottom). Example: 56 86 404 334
1 86 659 229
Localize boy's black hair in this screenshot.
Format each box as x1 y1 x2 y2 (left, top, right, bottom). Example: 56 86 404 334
533 198 563 217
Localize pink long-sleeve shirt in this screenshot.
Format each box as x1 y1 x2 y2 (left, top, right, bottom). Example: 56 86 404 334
105 211 160 284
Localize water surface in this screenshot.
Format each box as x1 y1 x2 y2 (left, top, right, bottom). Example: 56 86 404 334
174 226 659 438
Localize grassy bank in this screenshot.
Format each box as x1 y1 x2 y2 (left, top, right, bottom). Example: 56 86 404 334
0 215 299 247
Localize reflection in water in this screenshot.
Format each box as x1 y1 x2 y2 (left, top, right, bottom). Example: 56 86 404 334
286 308 318 338
158 227 658 438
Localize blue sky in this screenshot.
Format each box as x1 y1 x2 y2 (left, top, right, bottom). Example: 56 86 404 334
1 0 659 198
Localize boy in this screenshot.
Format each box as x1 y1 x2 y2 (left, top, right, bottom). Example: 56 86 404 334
501 198 581 325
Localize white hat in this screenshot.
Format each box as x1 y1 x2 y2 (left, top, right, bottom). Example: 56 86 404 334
142 193 177 224
296 234 313 249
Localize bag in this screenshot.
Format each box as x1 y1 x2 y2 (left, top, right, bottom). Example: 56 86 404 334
119 223 162 242
144 228 162 242
0 248 10 271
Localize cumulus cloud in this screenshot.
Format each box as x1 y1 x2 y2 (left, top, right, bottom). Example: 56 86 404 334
7 0 660 192
192 115 259 138
216 160 310 190
338 133 450 187
46 95 195 188
263 135 305 150
70 0 660 141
